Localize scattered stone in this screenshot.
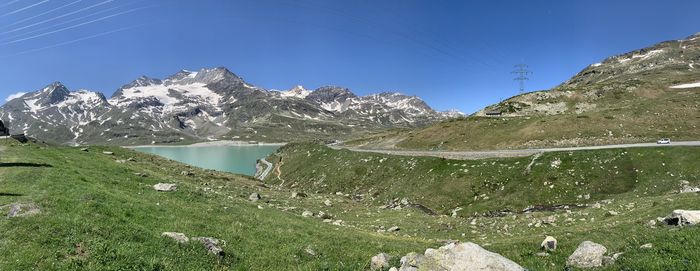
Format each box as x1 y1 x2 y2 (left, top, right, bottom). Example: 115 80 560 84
127 157 136 162
324 199 332 207
591 203 602 209
161 232 189 243
5 203 41 218
249 193 261 202
180 171 194 176
102 151 114 155
542 215 556 225
388 267 398 271
640 243 653 249
536 252 549 257
153 183 177 192
292 192 307 198
318 211 332 219
540 236 557 251
370 253 392 270
387 226 400 232
664 210 700 226
396 242 525 271
302 211 314 217
116 159 126 164
332 220 343 226
80 148 89 152
192 237 225 256
646 219 657 228
134 172 147 177
304 246 317 256
678 180 700 193
606 211 619 217
566 241 607 268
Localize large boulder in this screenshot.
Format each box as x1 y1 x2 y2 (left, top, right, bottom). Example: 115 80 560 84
567 241 607 268
398 242 524 271
664 210 700 226
370 253 392 270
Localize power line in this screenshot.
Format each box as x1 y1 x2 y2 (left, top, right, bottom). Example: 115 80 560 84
511 64 532 93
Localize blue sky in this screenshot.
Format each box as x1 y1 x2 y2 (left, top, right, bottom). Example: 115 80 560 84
1 0 699 113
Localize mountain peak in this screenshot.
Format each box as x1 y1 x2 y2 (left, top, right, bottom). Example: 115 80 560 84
37 82 71 104
306 86 356 103
162 67 243 86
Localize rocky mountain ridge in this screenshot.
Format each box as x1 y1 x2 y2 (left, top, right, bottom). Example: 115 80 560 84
0 67 459 145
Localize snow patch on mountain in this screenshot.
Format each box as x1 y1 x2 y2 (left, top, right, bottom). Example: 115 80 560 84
279 85 311 99
5 92 26 102
110 83 222 106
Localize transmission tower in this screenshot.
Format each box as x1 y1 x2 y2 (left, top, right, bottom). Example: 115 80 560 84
511 64 532 93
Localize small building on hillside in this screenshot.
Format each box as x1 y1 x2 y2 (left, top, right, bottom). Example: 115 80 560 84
484 110 503 116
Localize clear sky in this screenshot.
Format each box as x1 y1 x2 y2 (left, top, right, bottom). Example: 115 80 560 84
1 0 699 113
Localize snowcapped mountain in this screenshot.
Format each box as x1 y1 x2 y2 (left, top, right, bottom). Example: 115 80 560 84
0 67 459 145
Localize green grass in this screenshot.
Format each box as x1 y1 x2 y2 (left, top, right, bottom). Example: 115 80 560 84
0 140 428 270
267 143 700 215
262 143 700 270
2 139 700 270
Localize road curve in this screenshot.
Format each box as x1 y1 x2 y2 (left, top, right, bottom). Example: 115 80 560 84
331 141 700 160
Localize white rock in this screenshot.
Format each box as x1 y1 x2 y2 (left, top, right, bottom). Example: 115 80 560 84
418 242 525 271
567 241 607 268
540 236 557 251
370 253 392 270
161 232 189 243
249 193 261 202
153 183 177 192
302 211 314 217
665 210 700 226
640 243 653 249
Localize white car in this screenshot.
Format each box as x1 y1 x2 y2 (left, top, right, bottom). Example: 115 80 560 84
657 138 671 144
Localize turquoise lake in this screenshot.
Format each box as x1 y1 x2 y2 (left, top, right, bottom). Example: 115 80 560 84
133 145 281 176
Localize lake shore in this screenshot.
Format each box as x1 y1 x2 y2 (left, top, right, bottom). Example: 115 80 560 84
123 140 287 149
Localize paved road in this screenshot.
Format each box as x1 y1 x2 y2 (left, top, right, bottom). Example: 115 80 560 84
332 141 700 160
255 158 273 180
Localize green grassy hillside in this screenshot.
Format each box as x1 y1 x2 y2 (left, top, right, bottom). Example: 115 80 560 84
0 140 428 270
345 33 700 151
345 85 700 151
3 139 700 270
261 143 700 269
